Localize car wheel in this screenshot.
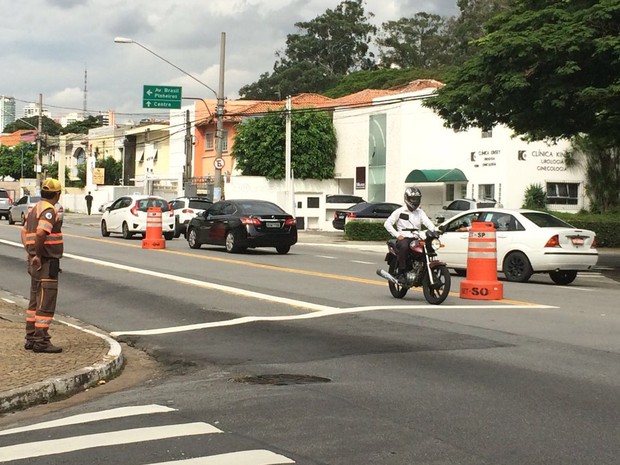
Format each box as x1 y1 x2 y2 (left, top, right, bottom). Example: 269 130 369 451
101 220 110 237
225 230 242 253
188 228 201 249
276 245 291 254
549 270 577 285
122 222 133 239
503 251 533 282
8 212 15 225
164 231 174 241
20 213 26 226
174 217 182 238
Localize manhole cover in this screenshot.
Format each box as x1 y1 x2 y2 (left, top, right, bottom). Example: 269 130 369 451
234 374 331 386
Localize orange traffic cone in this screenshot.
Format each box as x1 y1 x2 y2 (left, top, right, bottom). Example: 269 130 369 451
142 207 166 249
460 221 503 300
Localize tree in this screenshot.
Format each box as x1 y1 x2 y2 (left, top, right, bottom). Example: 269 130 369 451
3 116 62 136
566 135 620 212
376 13 451 69
62 115 103 134
0 143 36 180
96 156 123 185
232 110 337 180
239 0 376 99
425 0 620 145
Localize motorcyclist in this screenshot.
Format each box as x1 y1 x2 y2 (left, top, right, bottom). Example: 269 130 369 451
384 187 437 283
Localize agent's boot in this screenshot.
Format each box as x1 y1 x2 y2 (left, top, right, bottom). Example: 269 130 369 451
25 311 36 350
32 342 63 353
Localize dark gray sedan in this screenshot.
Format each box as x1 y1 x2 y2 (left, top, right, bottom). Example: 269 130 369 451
186 199 297 254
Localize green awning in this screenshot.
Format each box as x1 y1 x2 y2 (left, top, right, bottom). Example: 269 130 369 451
405 168 468 183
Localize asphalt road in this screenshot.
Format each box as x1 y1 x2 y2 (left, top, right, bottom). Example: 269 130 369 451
0 218 618 465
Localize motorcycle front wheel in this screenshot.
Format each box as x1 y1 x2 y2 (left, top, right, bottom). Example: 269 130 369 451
423 265 451 305
388 262 408 298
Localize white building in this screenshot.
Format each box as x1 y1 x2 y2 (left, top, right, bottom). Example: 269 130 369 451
23 103 51 118
332 86 586 221
0 95 16 131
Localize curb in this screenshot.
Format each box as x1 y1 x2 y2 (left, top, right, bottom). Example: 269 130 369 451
0 318 124 414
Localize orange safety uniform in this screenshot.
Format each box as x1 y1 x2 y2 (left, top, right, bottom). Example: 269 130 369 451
22 200 64 349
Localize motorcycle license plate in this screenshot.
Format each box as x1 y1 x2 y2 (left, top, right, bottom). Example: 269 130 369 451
265 222 280 228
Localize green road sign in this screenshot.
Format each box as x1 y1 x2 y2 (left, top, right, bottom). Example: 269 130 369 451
143 85 182 109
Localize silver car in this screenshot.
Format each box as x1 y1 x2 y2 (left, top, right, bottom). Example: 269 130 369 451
8 195 40 225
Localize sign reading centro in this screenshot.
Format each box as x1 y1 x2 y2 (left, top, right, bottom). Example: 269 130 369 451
143 85 182 109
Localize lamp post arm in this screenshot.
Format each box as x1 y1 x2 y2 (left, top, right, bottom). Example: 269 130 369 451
131 41 218 98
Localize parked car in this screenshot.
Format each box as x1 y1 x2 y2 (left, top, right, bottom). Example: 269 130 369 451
0 189 13 220
100 195 175 240
186 199 297 254
435 198 497 224
8 195 40 225
326 194 365 204
438 208 598 284
98 200 114 213
332 201 401 230
55 202 64 224
169 196 212 238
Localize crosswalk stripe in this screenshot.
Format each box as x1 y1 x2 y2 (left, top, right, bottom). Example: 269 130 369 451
0 423 222 462
149 449 295 464
0 404 176 437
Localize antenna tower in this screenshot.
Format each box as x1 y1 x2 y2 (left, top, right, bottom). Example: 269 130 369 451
83 66 88 117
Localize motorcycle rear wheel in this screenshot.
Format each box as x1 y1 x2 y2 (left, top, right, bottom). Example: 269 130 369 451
388 262 408 298
423 265 451 305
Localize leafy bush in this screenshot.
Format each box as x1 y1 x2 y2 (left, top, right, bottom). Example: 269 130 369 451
344 220 391 241
552 212 620 247
522 183 547 209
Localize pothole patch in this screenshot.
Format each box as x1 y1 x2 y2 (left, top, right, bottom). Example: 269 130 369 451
233 374 331 386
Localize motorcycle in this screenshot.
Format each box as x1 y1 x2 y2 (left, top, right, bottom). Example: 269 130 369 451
376 229 451 305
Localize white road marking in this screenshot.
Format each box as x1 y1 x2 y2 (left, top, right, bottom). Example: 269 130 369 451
351 260 375 265
149 450 295 465
111 304 556 337
0 423 222 462
315 255 337 259
0 298 14 304
0 405 176 436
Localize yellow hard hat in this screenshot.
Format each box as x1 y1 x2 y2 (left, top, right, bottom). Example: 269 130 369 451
42 178 62 193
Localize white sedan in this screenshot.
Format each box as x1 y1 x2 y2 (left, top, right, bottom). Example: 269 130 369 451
438 208 598 284
100 195 175 240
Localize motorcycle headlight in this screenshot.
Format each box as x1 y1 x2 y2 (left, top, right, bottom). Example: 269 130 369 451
431 238 441 250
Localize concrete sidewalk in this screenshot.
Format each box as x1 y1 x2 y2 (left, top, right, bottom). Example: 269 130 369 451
0 292 123 414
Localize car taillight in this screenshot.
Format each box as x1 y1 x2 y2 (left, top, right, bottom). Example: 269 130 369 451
284 218 296 226
544 235 560 248
241 217 261 226
592 237 598 249
130 203 139 216
334 212 338 219
182 208 194 214
347 213 357 218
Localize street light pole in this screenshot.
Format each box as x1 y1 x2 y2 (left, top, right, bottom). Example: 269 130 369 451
114 35 226 201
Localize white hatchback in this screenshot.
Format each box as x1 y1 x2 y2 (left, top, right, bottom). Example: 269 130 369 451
100 195 175 240
438 208 598 284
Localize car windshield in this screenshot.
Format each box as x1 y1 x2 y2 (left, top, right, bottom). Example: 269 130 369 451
0 191 9 198
136 198 170 212
521 212 574 228
237 201 287 215
188 199 212 210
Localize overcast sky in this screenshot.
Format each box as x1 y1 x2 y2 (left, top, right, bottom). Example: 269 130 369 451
1 0 458 123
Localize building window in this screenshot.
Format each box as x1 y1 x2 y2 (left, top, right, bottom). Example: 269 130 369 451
547 182 579 205
221 130 229 152
205 132 214 150
481 129 493 138
478 184 495 200
307 197 319 208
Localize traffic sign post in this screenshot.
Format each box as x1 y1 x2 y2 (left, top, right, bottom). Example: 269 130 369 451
143 85 182 109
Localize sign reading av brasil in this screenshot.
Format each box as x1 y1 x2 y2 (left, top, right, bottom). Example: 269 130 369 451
143 85 182 109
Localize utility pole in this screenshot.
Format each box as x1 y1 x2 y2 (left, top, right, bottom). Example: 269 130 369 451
184 109 196 197
285 96 293 214
213 32 226 201
36 93 43 188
